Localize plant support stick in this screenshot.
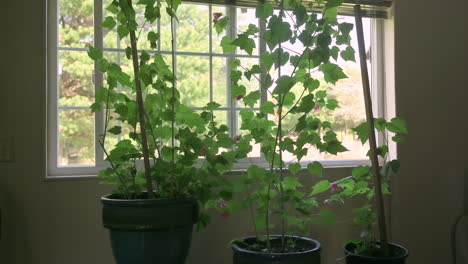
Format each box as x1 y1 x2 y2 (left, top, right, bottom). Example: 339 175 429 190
128 0 154 199
354 5 389 255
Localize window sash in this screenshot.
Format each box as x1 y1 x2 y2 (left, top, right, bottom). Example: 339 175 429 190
183 0 393 18
47 0 384 178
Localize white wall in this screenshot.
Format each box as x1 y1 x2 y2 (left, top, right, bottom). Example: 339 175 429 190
1 0 467 263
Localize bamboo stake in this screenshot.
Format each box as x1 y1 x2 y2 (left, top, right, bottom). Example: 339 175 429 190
354 4 389 255
127 0 154 199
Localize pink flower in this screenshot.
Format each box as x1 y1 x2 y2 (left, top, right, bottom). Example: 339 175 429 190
218 199 228 208
213 12 223 23
233 135 240 142
330 182 339 191
221 210 230 219
313 106 320 112
199 147 207 156
235 94 243 101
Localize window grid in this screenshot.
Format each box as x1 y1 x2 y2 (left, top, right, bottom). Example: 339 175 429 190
48 0 381 178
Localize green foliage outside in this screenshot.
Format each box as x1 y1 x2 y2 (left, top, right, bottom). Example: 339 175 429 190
57 0 368 166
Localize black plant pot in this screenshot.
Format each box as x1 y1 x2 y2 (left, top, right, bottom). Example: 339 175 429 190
231 235 321 264
344 241 409 264
101 194 198 264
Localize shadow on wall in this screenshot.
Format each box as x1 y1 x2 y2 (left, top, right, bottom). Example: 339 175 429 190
0 186 32 264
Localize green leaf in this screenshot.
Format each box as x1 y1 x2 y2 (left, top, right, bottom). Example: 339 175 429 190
283 92 296 106
108 126 122 135
353 122 370 144
261 52 273 72
283 176 303 190
166 0 181 10
267 16 292 44
243 91 261 108
125 47 132 59
243 91 262 108
307 79 320 92
246 24 260 35
330 46 340 60
326 99 339 110
214 17 229 35
311 180 330 195
204 102 221 111
147 31 159 49
221 36 236 53
341 46 356 61
239 109 254 121
339 23 354 36
106 3 119 14
323 7 338 20
165 7 179 22
255 1 273 22
288 163 302 175
87 45 103 61
296 94 315 113
232 34 255 55
260 101 275 114
272 76 296 95
97 58 109 72
102 16 116 29
217 133 235 148
312 209 336 225
117 25 129 38
319 63 347 84
374 118 387 131
307 161 323 177
231 84 246 98
352 166 370 179
387 117 408 134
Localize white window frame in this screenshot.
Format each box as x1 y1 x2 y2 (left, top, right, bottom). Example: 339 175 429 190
46 0 385 179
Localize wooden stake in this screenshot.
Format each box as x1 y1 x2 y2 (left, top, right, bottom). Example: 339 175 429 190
128 0 154 199
354 5 389 255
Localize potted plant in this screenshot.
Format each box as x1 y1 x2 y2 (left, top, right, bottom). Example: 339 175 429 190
325 5 409 264
87 0 245 263
214 0 356 263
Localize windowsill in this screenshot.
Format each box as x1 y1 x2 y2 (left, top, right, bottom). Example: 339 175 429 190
44 158 371 181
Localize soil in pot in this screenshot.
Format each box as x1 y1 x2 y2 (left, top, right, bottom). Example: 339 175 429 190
344 241 409 264
231 235 321 264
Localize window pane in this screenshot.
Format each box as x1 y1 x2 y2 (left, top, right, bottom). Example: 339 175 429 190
58 109 95 166
237 57 260 108
176 4 210 53
58 0 94 48
236 7 259 56
177 56 210 107
212 5 228 54
213 110 228 127
58 50 94 107
212 57 228 107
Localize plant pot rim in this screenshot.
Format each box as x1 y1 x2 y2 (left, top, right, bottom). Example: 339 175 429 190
101 194 197 206
231 235 321 256
343 241 409 260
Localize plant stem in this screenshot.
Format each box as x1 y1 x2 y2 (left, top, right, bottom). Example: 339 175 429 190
169 5 177 198
127 0 154 199
277 41 286 251
354 5 389 255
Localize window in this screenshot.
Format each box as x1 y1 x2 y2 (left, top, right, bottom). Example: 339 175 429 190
47 0 384 177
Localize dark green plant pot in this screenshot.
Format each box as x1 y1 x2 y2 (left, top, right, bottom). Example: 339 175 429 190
101 194 198 264
344 241 409 264
231 235 321 264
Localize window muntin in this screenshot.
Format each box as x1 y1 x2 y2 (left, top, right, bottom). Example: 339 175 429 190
48 0 379 177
